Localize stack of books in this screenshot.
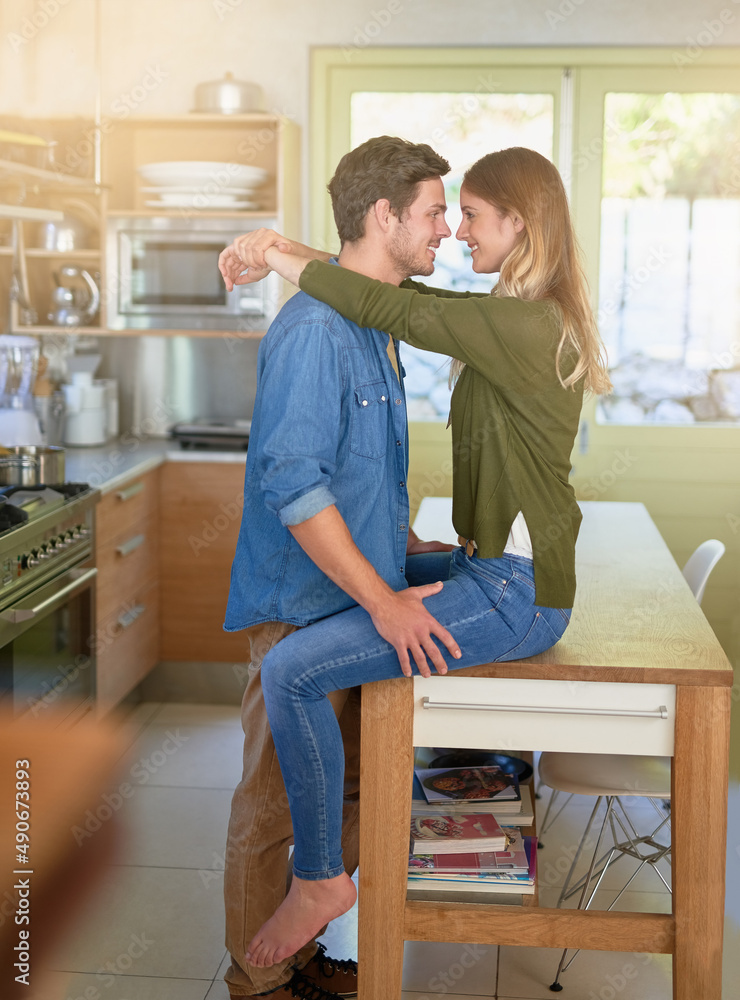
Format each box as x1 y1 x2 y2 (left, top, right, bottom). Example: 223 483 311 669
407 764 537 898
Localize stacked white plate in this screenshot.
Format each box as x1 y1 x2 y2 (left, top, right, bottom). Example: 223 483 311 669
137 160 269 210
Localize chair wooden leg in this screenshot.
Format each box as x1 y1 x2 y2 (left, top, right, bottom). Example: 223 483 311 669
358 677 415 1000
671 685 730 1000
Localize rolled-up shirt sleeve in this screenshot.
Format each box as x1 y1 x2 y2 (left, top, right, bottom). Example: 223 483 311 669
257 318 344 526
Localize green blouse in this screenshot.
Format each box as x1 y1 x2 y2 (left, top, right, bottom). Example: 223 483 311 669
300 259 584 608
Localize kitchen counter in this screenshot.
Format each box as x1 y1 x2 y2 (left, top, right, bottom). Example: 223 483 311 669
64 438 248 494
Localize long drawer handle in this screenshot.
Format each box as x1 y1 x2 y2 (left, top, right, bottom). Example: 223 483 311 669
116 533 145 557
116 481 144 502
420 697 669 720
0 568 98 623
116 603 147 631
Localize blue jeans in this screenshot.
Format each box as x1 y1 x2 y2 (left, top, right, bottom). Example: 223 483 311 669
260 547 571 880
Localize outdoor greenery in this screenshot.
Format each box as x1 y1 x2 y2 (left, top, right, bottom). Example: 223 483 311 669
604 92 740 199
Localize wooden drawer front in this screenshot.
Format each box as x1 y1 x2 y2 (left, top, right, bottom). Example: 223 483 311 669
96 514 159 623
160 461 247 662
95 583 159 715
96 469 159 548
413 676 676 756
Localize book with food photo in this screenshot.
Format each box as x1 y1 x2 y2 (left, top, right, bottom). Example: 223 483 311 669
415 765 521 804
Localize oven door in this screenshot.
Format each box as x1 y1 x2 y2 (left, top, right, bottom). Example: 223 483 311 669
0 564 97 725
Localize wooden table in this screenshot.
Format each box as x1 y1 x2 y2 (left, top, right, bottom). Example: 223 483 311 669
357 500 733 1000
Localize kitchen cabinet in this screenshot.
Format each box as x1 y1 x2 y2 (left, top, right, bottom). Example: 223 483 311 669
1 113 300 338
159 460 247 661
0 118 106 335
94 467 160 715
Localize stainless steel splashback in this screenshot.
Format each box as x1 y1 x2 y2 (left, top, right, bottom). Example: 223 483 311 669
96 335 260 437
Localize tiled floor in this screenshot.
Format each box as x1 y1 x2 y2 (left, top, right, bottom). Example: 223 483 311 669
37 701 740 1000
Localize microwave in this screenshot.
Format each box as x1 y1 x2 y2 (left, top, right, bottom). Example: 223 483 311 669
106 216 280 331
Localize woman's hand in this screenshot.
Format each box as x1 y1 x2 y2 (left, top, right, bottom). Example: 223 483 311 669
219 228 332 291
218 228 295 291
406 526 455 555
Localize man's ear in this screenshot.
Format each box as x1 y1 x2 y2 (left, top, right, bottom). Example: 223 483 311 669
371 198 394 232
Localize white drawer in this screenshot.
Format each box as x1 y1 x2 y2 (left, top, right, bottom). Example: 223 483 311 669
413 676 676 756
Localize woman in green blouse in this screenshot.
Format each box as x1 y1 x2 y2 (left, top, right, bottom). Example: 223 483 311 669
219 147 611 969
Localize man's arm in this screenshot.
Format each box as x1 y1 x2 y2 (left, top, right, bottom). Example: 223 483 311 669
289 506 460 678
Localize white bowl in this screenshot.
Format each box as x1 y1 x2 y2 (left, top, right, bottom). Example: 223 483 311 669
137 160 268 189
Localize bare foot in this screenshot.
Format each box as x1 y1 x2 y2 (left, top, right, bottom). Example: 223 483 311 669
245 871 357 969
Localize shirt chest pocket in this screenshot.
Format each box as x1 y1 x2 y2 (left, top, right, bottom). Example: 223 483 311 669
351 381 390 460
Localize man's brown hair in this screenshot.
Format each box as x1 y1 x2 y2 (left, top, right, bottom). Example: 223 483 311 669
328 135 450 245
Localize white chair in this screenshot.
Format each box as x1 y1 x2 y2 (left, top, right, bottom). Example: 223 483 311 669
681 538 725 606
538 752 671 993
535 537 725 840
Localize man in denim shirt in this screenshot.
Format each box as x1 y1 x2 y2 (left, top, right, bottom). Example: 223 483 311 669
219 137 458 1000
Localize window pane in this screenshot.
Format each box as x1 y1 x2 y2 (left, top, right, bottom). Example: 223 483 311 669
598 92 740 424
351 91 553 419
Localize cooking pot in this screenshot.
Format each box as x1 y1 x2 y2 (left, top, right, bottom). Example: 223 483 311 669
193 72 264 114
0 445 65 486
35 198 100 252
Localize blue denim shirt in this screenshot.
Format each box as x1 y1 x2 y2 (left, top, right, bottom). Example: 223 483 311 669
224 283 410 630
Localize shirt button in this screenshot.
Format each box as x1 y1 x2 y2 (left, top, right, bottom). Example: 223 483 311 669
399 481 405 487
381 395 386 402
362 399 368 406
395 398 402 405
396 440 402 446
399 524 406 530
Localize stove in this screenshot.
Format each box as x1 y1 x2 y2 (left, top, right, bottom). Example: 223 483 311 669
0 482 100 722
0 483 99 607
170 418 250 451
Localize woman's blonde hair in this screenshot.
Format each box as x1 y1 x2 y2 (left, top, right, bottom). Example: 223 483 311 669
452 147 611 394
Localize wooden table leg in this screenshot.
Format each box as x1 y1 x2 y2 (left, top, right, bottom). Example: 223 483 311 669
672 685 730 999
358 677 414 1000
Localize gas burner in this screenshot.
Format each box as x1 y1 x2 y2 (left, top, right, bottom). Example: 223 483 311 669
0 483 94 533
170 418 250 451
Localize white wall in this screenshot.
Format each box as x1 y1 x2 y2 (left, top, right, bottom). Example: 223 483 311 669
2 0 740 124
3 0 739 235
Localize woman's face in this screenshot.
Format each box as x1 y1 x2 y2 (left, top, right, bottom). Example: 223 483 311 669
456 186 525 274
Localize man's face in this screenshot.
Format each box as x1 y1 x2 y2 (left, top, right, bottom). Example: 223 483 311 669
387 177 451 279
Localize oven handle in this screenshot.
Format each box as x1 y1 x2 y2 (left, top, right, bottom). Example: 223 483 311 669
0 567 98 624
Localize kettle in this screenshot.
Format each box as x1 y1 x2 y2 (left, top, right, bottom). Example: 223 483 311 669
48 266 100 327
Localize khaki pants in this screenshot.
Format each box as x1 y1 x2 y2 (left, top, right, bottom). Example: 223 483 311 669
224 621 361 996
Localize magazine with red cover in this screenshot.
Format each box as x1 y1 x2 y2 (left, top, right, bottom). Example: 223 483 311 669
409 828 530 872
409 811 509 854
